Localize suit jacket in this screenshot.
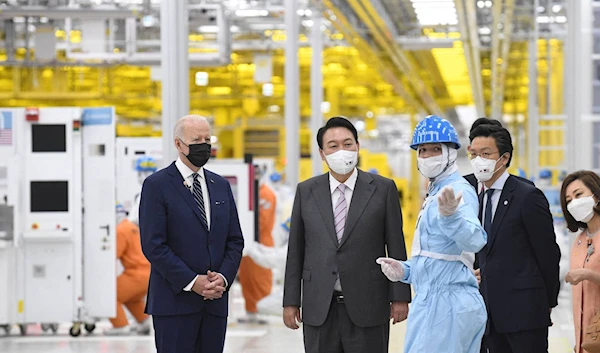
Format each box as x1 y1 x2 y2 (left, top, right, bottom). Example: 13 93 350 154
283 170 411 328
477 175 560 333
465 173 535 270
139 162 244 317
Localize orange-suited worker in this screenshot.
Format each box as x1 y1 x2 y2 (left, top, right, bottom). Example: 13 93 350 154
238 175 277 324
105 204 151 335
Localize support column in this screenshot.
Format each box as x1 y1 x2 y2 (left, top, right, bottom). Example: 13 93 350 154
161 0 189 166
527 0 539 180
310 17 324 177
566 0 593 171
284 0 299 186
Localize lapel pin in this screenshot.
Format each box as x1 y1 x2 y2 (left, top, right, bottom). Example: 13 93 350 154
503 200 508 206
210 179 214 184
215 201 220 205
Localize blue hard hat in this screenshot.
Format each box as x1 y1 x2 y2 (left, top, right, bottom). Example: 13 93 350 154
410 115 460 150
558 170 568 182
270 172 282 183
135 156 158 172
116 203 128 216
539 169 552 179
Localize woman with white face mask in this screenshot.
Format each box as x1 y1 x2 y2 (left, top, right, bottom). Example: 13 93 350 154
560 170 600 353
377 115 487 353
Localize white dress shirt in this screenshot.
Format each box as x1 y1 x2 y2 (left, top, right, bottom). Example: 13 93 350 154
482 170 510 225
175 158 228 291
329 168 358 292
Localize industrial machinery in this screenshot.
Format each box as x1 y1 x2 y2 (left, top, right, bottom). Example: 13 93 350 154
0 107 117 337
115 137 163 219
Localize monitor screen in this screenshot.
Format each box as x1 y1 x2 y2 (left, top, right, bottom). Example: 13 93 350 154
32 124 67 152
30 181 68 212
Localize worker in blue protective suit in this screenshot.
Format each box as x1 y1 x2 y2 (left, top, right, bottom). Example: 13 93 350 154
376 115 488 353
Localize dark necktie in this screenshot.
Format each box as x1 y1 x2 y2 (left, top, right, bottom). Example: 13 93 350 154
192 173 208 229
484 189 495 239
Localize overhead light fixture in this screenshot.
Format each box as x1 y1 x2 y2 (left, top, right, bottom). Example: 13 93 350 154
478 27 491 35
555 16 567 23
235 9 269 17
477 1 485 8
412 2 455 8
537 16 550 23
302 20 314 27
484 1 492 8
198 25 219 33
552 5 562 13
262 83 274 97
411 0 457 26
195 72 209 86
142 15 155 27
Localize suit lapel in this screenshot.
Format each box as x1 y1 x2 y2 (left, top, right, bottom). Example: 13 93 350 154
311 174 338 247
167 163 204 224
338 170 376 248
487 175 516 252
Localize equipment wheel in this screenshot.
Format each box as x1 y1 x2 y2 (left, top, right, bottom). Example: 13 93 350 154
69 323 81 337
1 324 11 335
50 323 59 334
19 324 27 336
84 323 96 333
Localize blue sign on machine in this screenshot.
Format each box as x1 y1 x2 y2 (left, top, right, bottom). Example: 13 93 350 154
82 107 113 126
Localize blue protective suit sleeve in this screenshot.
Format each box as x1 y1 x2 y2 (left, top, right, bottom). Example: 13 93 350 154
437 184 487 253
399 259 413 284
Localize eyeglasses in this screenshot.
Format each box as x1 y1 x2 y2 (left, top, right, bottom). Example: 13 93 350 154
467 151 499 160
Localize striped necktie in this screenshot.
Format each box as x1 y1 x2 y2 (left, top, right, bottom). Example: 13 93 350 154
334 184 348 243
192 173 208 229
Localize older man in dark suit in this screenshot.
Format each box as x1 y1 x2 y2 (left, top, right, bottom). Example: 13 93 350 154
139 115 244 353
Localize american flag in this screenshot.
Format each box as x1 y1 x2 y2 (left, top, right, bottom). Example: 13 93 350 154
0 112 13 146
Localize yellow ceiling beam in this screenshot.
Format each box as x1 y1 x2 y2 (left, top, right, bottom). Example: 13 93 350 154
345 0 443 115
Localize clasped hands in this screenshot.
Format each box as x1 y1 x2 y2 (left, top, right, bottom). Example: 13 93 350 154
192 270 226 301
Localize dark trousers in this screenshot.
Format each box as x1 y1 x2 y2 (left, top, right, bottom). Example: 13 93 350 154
303 295 390 353
482 320 548 353
153 311 227 353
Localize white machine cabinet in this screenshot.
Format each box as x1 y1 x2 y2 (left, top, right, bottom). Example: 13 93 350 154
115 137 162 214
0 107 116 336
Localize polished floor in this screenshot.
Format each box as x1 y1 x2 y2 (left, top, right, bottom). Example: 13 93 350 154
0 282 576 353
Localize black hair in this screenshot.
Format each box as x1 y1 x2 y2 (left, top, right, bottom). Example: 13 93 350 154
560 170 600 232
469 124 514 167
316 117 359 150
470 117 502 133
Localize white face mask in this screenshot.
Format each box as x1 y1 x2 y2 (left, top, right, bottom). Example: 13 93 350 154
470 156 503 182
324 149 358 175
567 196 597 223
417 155 445 179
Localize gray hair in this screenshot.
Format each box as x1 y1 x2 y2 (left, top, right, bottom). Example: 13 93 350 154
173 115 210 141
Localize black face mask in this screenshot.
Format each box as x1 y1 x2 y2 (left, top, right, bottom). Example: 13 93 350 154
181 140 211 168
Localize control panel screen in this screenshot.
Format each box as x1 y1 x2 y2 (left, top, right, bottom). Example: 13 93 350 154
30 181 68 212
32 124 67 152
